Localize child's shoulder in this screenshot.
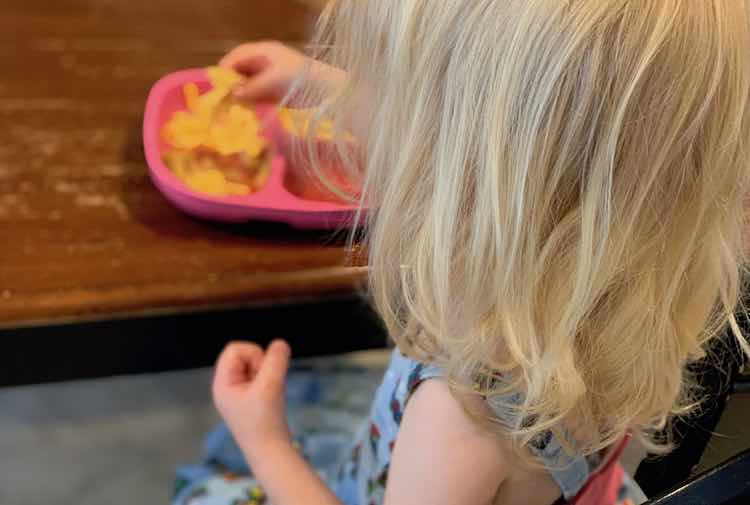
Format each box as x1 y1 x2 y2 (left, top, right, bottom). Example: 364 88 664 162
386 349 594 503
393 370 562 505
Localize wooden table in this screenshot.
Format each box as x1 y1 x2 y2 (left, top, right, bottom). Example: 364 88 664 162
0 0 380 386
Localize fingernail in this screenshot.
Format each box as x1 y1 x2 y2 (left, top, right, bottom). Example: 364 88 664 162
271 340 290 355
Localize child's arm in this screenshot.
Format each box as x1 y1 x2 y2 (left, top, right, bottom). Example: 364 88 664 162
383 379 509 505
240 437 342 505
213 340 344 505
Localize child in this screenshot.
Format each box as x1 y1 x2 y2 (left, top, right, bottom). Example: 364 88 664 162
175 1 750 504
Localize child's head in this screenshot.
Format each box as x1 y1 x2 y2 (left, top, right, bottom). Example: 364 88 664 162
303 1 750 455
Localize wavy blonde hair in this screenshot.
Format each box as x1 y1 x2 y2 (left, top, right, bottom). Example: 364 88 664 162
295 0 750 457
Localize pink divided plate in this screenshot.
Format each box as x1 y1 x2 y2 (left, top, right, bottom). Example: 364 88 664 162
143 68 360 229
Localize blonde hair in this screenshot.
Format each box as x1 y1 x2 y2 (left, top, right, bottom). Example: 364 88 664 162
296 0 750 457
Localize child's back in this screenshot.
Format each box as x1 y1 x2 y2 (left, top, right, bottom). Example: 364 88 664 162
179 1 750 504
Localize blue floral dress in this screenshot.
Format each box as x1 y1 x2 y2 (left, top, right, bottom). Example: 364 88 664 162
172 350 646 505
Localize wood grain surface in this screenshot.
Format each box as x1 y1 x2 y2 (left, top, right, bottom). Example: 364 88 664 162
0 0 366 328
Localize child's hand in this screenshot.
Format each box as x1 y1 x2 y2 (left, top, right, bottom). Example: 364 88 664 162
220 41 307 102
219 41 344 103
212 340 293 460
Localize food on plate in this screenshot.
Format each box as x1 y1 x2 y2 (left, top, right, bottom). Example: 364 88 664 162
161 66 270 197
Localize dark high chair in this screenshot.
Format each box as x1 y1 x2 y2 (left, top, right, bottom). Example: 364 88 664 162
633 301 750 505
645 448 750 505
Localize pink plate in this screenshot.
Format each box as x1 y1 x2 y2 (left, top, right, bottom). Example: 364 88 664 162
143 68 360 229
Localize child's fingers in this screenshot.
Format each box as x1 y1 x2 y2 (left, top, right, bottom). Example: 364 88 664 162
214 341 264 387
255 340 291 393
232 54 271 77
232 72 280 102
219 49 278 102
219 43 263 70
